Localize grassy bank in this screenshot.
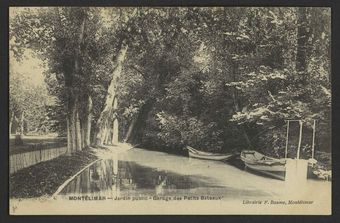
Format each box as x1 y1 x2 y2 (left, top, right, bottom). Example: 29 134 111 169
9 148 98 198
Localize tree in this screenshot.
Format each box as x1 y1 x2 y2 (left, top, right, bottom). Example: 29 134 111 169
9 68 53 136
223 8 331 156
10 7 106 153
10 7 330 157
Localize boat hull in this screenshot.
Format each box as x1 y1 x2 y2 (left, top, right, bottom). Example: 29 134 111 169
187 146 234 161
241 150 286 180
188 150 234 161
244 162 286 180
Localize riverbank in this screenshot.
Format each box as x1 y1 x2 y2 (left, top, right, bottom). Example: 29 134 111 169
10 146 331 215
9 148 98 198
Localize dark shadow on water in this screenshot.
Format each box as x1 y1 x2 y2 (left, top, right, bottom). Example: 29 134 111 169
59 159 223 195
136 146 245 170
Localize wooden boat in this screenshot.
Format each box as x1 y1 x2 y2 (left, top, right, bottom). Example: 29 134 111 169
186 146 234 161
239 120 326 181
240 150 286 180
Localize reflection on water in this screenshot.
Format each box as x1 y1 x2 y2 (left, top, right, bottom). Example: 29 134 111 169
59 159 222 197
57 148 331 200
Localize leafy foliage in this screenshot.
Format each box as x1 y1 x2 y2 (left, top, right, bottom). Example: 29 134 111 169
9 70 54 133
10 7 331 157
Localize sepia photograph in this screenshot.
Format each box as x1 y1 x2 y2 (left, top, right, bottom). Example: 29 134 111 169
8 6 331 215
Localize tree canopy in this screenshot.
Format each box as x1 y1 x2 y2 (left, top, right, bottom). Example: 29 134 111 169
10 7 331 157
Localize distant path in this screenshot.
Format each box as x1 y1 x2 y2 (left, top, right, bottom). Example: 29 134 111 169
9 135 67 155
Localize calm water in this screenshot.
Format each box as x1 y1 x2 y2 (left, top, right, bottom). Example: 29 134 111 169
58 147 331 200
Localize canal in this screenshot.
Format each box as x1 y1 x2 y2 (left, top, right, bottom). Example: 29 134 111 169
56 147 331 202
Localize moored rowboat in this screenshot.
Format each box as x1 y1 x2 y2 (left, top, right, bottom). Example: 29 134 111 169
240 150 286 180
186 146 234 161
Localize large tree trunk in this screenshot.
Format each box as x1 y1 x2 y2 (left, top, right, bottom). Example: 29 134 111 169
70 98 77 153
112 118 119 144
124 117 136 143
83 95 92 148
66 106 74 155
296 8 310 81
95 42 128 146
81 124 85 149
106 129 111 145
124 99 155 145
74 12 85 152
111 97 119 144
66 10 86 154
66 94 79 154
94 9 139 147
103 125 110 145
66 115 72 155
75 104 82 151
123 59 173 145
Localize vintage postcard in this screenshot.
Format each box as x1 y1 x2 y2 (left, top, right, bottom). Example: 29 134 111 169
9 7 331 215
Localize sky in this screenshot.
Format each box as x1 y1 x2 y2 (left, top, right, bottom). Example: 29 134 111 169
10 49 47 87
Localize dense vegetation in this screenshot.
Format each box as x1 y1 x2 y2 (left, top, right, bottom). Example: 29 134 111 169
9 68 53 135
10 7 331 158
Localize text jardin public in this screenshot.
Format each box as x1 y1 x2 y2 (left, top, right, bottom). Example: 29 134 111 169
68 195 223 201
